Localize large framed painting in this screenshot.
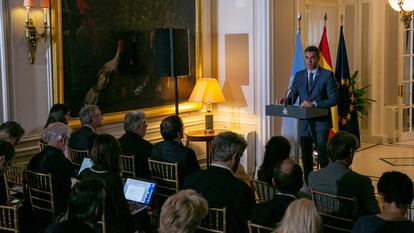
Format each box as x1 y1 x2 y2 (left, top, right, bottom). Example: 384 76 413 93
51 0 201 125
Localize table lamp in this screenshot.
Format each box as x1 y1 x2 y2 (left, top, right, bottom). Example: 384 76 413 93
189 78 225 132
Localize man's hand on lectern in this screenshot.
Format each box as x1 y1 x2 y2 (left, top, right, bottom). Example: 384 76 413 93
300 100 314 108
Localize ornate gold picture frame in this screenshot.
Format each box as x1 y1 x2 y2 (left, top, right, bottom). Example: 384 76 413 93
51 0 202 127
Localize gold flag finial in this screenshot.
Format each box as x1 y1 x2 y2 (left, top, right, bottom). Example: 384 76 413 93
324 13 327 25
297 14 301 32
341 14 343 25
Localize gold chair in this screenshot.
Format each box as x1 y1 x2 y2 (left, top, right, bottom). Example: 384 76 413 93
4 164 26 203
251 180 277 203
406 205 414 221
311 190 357 233
247 221 273 233
67 147 89 171
38 142 47 151
0 204 21 233
24 170 55 220
120 155 135 179
198 207 227 233
148 159 179 198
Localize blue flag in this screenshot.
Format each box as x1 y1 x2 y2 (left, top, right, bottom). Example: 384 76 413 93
281 31 305 160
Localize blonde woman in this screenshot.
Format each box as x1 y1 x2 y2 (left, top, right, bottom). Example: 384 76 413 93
274 198 322 233
159 189 209 233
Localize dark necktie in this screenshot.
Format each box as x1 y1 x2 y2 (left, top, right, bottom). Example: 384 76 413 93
308 72 314 93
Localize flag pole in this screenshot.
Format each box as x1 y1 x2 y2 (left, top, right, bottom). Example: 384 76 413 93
324 12 327 25
340 14 343 26
297 13 301 33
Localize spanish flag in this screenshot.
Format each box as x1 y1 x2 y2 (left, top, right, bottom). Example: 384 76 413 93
318 23 338 135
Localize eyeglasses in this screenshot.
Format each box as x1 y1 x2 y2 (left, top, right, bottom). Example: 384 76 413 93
141 121 148 127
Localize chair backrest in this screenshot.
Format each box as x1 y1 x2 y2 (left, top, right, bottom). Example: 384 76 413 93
251 180 277 203
4 164 26 203
406 205 414 221
198 207 227 233
148 159 179 198
247 221 273 233
120 155 135 179
24 170 55 219
311 190 357 233
68 147 89 171
0 204 21 233
38 142 47 152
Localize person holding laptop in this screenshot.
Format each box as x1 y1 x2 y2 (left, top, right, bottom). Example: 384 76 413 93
78 134 137 233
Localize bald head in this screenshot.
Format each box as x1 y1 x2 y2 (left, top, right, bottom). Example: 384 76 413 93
273 159 303 195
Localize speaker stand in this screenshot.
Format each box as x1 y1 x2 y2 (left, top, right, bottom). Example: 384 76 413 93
174 76 179 116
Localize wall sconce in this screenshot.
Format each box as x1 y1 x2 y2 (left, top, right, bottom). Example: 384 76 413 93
23 0 50 64
388 0 414 29
188 78 225 132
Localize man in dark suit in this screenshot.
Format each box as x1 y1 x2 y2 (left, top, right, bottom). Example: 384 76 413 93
68 105 102 150
27 122 76 232
183 131 255 233
308 131 380 217
286 45 338 182
250 159 303 228
151 115 200 185
118 111 153 179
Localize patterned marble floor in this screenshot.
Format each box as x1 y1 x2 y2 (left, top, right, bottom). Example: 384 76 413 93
352 142 414 192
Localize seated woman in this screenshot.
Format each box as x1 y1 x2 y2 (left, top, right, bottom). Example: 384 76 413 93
258 136 291 184
274 198 322 233
78 134 136 233
44 104 70 128
159 189 208 233
352 171 414 233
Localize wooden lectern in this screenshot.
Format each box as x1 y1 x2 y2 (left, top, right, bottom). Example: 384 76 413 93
265 104 328 119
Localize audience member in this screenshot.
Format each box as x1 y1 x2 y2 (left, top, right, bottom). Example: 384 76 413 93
0 121 25 145
118 111 153 179
68 105 102 150
159 189 208 233
250 159 303 228
257 136 291 184
0 140 15 205
78 134 136 233
151 115 200 185
27 122 75 230
274 198 322 233
44 179 106 233
352 171 414 233
308 131 380 217
183 131 254 233
45 103 70 128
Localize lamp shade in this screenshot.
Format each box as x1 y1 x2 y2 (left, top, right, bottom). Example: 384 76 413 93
23 0 34 8
188 78 225 103
40 0 50 9
388 0 414 12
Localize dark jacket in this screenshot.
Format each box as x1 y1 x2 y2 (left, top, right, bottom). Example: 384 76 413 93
151 140 200 185
250 194 296 228
183 165 255 233
118 131 153 179
68 125 97 150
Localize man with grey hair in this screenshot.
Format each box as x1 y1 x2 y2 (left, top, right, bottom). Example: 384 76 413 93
27 122 76 231
183 131 255 233
118 111 153 179
68 104 102 150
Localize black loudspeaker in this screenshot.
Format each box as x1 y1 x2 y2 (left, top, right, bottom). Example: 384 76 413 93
155 28 190 77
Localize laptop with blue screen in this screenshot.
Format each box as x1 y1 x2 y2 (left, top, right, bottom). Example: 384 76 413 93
124 178 156 214
78 158 93 175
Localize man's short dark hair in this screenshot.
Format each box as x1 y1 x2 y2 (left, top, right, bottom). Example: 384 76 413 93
327 131 359 162
0 121 25 141
68 179 105 222
304 46 320 58
160 115 183 140
273 159 303 195
0 140 14 162
378 171 413 208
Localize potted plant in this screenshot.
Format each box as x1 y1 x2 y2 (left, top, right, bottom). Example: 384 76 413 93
350 71 375 118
